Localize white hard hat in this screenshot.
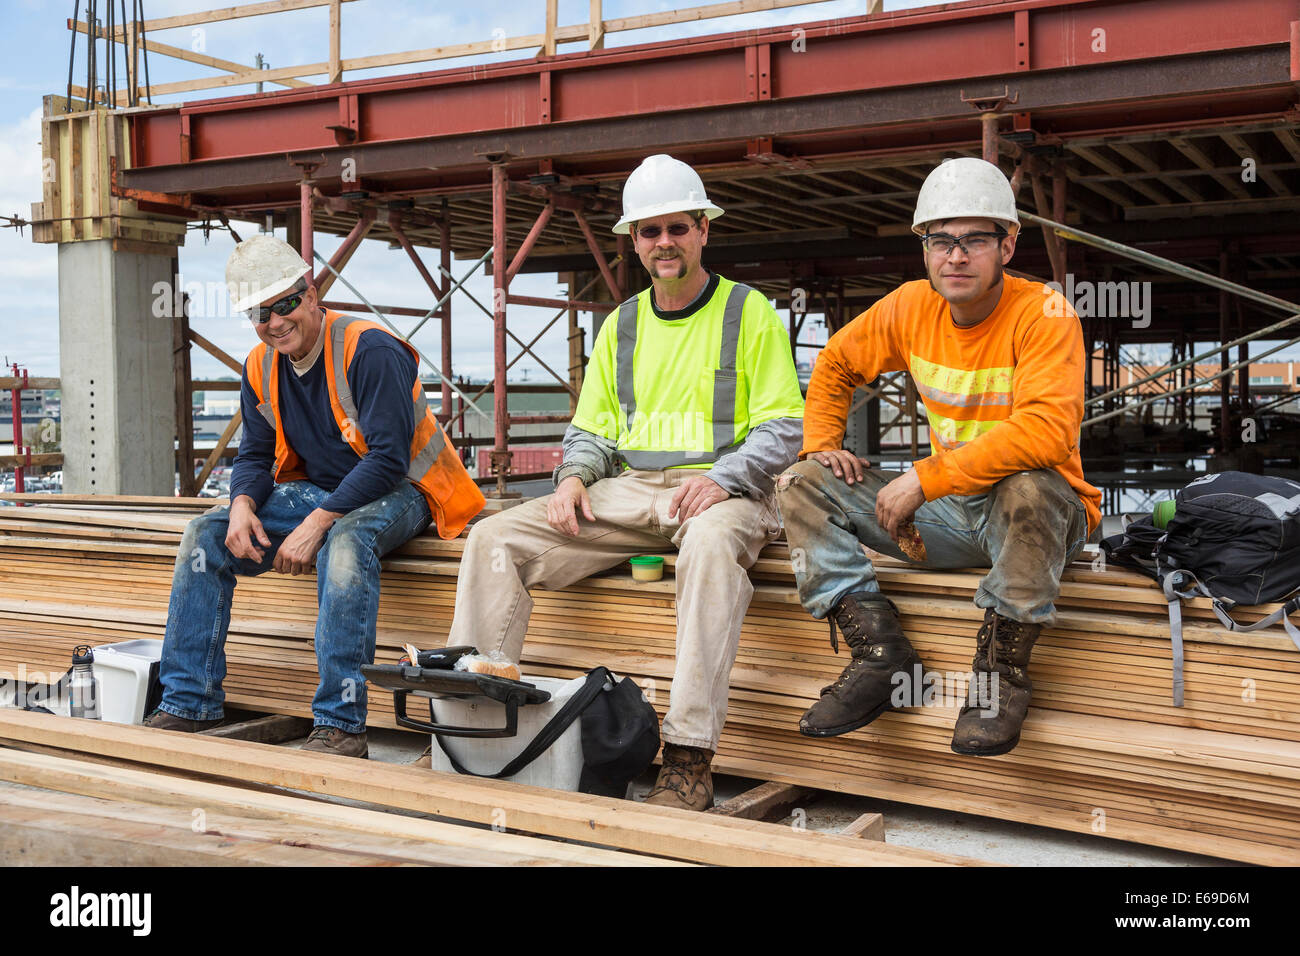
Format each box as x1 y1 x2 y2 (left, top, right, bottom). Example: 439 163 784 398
612 154 724 234
226 234 312 313
912 157 1020 237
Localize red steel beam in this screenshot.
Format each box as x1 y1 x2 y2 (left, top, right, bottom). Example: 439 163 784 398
123 0 1293 190
491 163 511 497
572 208 622 301
313 207 375 296
505 200 554 284
439 205 452 427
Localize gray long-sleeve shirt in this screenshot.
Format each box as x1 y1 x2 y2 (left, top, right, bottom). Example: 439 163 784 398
553 417 803 499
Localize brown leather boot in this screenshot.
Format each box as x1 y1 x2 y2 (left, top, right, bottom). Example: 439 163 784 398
643 744 714 811
142 709 224 733
300 725 369 759
951 609 1042 756
799 593 924 738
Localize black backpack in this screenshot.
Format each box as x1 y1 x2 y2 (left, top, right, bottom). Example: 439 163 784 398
1101 471 1300 705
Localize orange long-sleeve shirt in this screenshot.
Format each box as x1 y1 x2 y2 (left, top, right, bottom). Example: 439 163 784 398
802 275 1102 534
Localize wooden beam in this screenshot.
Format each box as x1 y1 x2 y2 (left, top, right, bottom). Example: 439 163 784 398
0 711 976 867
1108 141 1204 204
194 412 242 490
173 293 197 498
68 19 310 90
1170 136 1251 200
544 0 558 56
99 0 360 37
589 0 605 50
0 453 63 468
0 377 60 390
709 780 812 821
1222 132 1288 196
81 0 832 103
841 811 886 841
187 328 245 376
0 747 672 866
328 0 342 83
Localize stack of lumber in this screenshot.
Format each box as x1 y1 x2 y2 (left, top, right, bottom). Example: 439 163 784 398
0 709 973 866
2 495 1299 865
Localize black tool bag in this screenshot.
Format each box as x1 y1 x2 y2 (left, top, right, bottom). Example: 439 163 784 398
434 666 660 798
1101 471 1300 705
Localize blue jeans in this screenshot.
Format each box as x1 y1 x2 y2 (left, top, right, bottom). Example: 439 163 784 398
158 480 431 732
776 463 1088 625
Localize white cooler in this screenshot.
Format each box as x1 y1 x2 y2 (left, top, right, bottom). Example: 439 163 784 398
427 673 587 791
90 639 164 724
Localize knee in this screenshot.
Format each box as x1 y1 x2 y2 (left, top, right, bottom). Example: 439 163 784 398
677 515 746 566
989 471 1073 532
462 510 524 564
180 511 228 561
774 458 827 502
322 531 369 593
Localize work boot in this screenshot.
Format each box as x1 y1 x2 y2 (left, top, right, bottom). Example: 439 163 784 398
142 709 224 733
950 609 1042 757
643 744 714 811
300 725 369 759
799 593 923 738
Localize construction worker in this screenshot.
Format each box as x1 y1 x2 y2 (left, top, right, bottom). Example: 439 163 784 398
145 235 483 756
776 157 1101 756
446 154 805 809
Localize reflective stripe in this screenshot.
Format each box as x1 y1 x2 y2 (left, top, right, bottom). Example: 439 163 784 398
619 441 743 470
710 282 750 454
408 384 447 479
615 296 639 434
330 314 363 425
257 346 276 427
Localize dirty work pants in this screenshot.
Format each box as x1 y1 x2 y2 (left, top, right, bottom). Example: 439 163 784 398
158 480 431 732
447 469 782 751
776 463 1088 625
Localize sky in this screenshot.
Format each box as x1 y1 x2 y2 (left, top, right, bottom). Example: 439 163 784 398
0 0 966 382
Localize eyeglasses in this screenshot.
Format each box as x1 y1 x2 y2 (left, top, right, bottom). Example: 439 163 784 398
921 231 1007 257
249 283 306 324
636 222 696 240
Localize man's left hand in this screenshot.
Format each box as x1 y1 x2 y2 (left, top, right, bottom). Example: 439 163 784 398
668 475 730 521
874 469 926 541
274 508 340 575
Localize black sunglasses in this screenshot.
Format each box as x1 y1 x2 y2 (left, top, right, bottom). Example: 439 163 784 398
637 222 696 240
250 282 307 324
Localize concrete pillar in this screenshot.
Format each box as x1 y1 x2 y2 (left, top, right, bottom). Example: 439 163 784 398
57 240 177 495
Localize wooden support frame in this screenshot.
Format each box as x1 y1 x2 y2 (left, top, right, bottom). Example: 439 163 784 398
72 0 832 104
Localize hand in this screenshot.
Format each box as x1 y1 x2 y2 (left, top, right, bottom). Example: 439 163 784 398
668 474 729 521
274 508 338 575
875 469 926 541
225 495 271 562
547 476 595 537
809 449 872 485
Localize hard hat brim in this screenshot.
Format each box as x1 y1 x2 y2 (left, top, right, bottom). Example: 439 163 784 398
612 200 725 235
229 265 311 314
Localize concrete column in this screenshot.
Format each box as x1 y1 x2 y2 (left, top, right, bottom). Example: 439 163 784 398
57 240 177 495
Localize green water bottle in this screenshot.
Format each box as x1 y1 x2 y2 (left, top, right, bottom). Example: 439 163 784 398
1153 499 1176 530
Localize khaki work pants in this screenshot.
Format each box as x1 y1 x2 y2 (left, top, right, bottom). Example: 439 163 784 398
448 469 782 751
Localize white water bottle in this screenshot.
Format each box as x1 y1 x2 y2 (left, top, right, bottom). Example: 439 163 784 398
69 645 101 720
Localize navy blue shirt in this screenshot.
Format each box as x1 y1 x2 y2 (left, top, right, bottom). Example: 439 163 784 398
230 325 420 514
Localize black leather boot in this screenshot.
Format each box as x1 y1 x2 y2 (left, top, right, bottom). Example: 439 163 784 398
799 593 923 738
950 609 1042 756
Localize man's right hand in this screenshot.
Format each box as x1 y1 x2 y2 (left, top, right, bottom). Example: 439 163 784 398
546 476 595 536
226 495 272 562
810 449 872 485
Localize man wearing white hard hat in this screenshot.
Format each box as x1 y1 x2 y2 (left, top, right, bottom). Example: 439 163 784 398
777 157 1101 756
446 154 805 809
145 234 483 756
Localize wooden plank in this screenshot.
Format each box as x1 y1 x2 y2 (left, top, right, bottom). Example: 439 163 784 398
188 328 245 375
328 0 342 83
0 710 977 868
841 812 885 841
0 749 672 867
0 377 60 390
96 0 360 37
709 780 811 821
0 454 63 468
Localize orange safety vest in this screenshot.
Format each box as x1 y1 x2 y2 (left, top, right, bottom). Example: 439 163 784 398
245 310 484 539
